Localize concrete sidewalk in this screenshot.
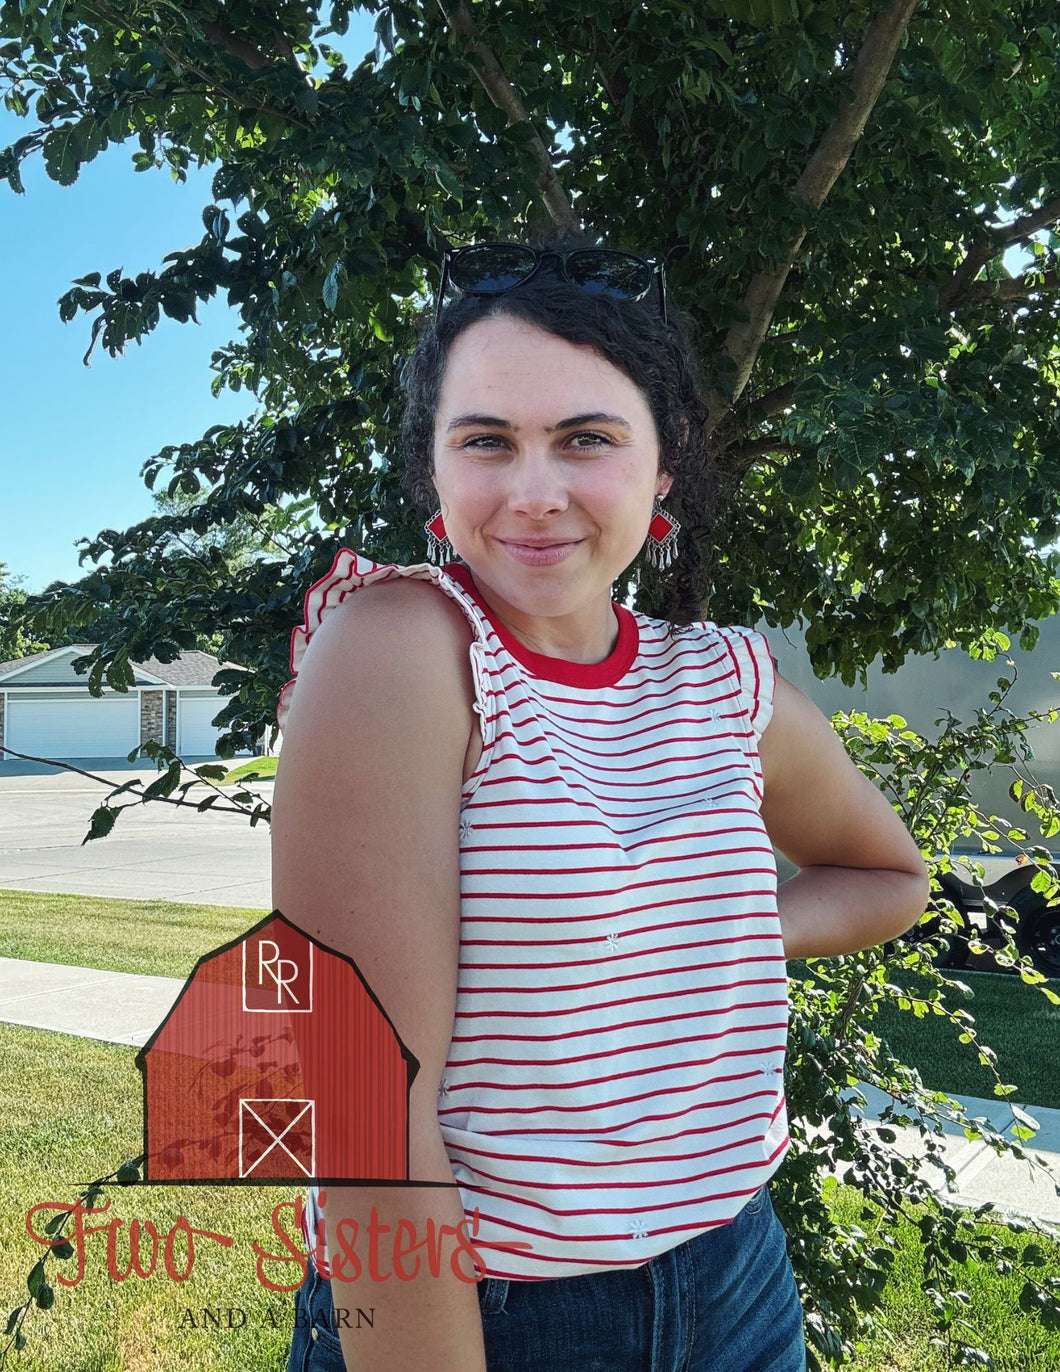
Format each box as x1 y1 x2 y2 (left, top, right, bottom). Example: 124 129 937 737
1 955 1058 1227
0 955 186 1048
837 1082 1060 1228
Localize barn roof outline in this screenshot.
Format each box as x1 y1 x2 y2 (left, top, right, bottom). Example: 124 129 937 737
133 908 417 1067
133 909 458 1188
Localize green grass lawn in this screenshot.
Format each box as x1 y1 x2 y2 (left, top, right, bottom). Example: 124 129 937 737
0 1023 301 1371
0 890 264 979
222 756 277 784
822 1183 1060 1371
873 965 1060 1111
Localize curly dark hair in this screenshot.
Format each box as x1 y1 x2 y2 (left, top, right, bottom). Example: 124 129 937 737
398 226 718 630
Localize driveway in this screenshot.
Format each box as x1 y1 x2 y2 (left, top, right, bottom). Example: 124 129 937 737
0 758 273 908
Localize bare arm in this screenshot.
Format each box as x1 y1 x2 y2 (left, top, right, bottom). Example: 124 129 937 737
759 673 929 959
271 577 488 1372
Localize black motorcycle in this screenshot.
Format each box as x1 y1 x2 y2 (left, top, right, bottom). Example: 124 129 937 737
916 862 1060 978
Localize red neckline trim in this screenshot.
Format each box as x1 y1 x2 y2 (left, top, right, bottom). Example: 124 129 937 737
442 562 639 688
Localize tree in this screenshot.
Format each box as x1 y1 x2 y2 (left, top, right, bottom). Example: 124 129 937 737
25 489 305 656
4 3 1060 1365
149 483 314 571
4 0 1059 716
0 564 48 661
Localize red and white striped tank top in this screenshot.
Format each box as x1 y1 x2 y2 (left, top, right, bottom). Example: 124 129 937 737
279 548 789 1282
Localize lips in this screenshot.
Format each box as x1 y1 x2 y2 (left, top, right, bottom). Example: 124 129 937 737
499 538 583 566
500 539 581 548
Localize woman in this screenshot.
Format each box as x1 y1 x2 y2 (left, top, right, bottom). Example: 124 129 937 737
274 232 928 1372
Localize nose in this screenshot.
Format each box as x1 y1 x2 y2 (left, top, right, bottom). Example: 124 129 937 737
505 449 570 519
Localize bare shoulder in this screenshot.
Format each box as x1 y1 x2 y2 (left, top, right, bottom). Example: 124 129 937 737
308 573 476 662
759 669 863 809
759 671 828 753
285 575 478 735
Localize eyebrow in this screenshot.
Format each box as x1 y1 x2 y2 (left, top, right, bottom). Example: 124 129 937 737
445 411 633 434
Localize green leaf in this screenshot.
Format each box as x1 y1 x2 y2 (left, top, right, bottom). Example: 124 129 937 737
161 291 197 323
433 160 464 203
779 455 817 500
701 35 734 63
141 764 180 801
831 430 868 490
1011 1104 1039 1131
322 262 341 312
82 806 118 844
41 123 83 186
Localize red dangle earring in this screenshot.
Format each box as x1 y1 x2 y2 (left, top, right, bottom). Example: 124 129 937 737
424 509 454 565
644 495 681 569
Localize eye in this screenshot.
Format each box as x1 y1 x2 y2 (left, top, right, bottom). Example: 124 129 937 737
568 431 613 448
460 434 508 449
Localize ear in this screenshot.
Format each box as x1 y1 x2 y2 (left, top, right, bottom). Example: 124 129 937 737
656 471 674 501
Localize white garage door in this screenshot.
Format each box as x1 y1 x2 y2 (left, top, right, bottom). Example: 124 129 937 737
178 697 225 756
7 696 140 759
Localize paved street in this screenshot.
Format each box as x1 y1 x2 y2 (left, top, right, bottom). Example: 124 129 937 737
0 758 273 908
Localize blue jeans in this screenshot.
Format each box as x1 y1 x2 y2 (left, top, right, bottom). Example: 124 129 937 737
285 1185 806 1372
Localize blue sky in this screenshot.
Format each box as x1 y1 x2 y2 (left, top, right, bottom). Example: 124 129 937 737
0 13 377 595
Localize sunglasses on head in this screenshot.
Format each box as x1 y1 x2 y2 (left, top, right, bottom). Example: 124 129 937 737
434 242 667 324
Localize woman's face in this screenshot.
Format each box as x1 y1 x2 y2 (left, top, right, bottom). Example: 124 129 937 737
430 314 673 623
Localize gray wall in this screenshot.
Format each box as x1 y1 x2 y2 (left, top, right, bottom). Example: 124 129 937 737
760 613 1060 856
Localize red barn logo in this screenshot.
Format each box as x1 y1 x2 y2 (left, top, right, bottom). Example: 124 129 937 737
135 911 419 1184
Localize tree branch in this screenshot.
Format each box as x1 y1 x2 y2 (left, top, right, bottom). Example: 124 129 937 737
437 0 575 227
595 60 659 166
706 0 919 433
1000 195 1060 247
199 18 309 79
0 745 263 816
740 380 796 426
723 437 804 476
940 196 1060 312
956 269 1060 305
199 21 274 71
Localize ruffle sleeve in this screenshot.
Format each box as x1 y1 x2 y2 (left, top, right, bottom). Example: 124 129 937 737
713 624 777 742
275 548 497 771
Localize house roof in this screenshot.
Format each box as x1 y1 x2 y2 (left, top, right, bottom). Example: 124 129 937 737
135 651 231 687
0 647 60 677
0 644 232 689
